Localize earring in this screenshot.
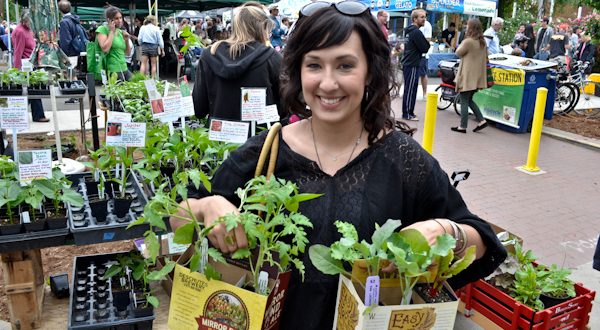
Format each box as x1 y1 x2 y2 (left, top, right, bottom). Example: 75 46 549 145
364 87 370 101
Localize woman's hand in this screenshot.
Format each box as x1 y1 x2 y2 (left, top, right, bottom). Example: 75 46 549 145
169 196 248 254
402 219 450 246
122 30 130 40
108 20 117 32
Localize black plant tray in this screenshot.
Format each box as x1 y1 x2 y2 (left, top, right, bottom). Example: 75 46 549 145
68 252 155 330
0 228 69 253
59 80 87 95
0 88 24 96
67 172 149 245
27 86 50 95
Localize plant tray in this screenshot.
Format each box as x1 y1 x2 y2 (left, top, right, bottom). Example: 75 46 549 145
67 173 149 245
27 87 50 95
0 228 69 253
59 80 87 95
457 279 595 330
0 89 24 96
68 252 155 330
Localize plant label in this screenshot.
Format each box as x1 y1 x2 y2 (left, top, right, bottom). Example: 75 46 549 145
208 119 249 144
21 211 30 224
164 232 191 255
160 95 193 121
180 96 195 117
257 104 280 124
144 79 160 100
106 122 146 147
101 70 108 85
0 97 29 131
240 88 266 121
364 275 380 307
18 149 52 184
107 111 132 123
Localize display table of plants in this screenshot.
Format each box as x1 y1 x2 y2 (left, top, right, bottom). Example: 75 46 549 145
456 237 595 329
0 68 86 97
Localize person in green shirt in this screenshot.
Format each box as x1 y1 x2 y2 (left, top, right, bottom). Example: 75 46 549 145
96 6 131 81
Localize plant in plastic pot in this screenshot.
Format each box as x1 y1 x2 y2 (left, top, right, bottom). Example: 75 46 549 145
102 253 137 312
35 168 84 229
510 263 544 311
20 180 48 232
220 176 320 295
110 147 136 218
0 178 24 235
537 264 576 308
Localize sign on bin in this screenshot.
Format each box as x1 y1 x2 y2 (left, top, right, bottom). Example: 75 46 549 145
474 68 525 128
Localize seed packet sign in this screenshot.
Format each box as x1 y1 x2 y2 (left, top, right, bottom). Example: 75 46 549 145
160 95 195 122
18 149 52 184
0 97 29 131
106 122 146 147
168 263 291 330
209 119 249 144
240 88 266 121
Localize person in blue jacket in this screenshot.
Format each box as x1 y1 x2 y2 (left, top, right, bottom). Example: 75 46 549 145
401 9 430 121
268 4 284 51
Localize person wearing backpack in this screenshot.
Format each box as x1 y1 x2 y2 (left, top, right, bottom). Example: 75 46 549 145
58 0 87 103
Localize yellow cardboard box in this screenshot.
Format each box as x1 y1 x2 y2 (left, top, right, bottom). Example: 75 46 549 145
168 263 290 330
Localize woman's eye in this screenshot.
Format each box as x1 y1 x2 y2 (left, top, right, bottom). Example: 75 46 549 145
339 64 354 71
305 63 320 70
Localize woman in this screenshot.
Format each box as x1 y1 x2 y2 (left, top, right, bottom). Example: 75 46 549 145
523 24 536 58
96 6 131 81
138 15 164 78
451 18 488 133
12 10 48 122
192 2 283 121
175 4 506 329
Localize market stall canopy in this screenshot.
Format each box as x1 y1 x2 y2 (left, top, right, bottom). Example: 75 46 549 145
16 0 271 11
176 10 203 18
73 6 174 21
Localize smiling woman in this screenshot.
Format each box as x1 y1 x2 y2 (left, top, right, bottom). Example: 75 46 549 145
171 2 507 329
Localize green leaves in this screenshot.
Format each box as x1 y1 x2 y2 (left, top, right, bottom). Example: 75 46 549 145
308 244 348 276
174 223 195 245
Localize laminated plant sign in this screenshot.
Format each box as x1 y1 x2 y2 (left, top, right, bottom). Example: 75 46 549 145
0 96 29 131
256 105 280 124
168 263 291 330
208 119 249 144
240 88 266 122
333 275 459 330
106 122 146 147
18 149 52 183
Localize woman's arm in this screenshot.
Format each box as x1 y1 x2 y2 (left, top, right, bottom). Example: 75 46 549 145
123 30 131 56
12 29 25 68
455 39 468 57
404 219 486 259
97 30 115 53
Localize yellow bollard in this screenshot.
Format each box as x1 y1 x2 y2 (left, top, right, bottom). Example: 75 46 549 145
422 92 438 154
520 87 548 173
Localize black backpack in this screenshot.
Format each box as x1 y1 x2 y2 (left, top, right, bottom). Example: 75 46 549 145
72 24 89 54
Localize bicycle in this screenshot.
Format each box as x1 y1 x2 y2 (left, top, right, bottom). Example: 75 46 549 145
550 61 579 116
570 61 600 118
435 60 460 111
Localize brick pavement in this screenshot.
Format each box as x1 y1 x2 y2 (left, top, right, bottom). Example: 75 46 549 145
392 96 600 269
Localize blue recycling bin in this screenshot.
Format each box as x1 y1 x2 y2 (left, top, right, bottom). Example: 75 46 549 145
473 55 557 134
495 71 556 133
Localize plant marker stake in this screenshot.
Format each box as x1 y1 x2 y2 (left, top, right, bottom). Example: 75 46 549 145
258 271 269 295
180 117 186 139
150 181 156 193
163 81 170 97
199 238 208 273
364 275 380 307
251 120 256 137
115 163 121 179
12 129 18 166
168 122 174 136
50 86 64 163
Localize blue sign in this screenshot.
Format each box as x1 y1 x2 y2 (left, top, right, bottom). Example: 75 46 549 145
362 0 416 12
426 0 464 13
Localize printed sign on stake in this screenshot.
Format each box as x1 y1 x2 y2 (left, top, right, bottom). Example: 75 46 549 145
18 149 52 184
257 104 280 124
208 119 249 144
240 88 266 121
106 122 146 147
144 79 161 100
0 97 29 131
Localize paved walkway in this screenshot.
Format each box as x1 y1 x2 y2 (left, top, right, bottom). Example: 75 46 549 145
393 93 600 329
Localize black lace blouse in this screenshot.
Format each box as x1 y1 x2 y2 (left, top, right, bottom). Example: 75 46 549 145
208 129 506 329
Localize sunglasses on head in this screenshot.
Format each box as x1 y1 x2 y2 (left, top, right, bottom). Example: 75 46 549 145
300 1 369 19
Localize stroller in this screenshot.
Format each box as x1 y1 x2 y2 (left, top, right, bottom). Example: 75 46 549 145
435 59 460 110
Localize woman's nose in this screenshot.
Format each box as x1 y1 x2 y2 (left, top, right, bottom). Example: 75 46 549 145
319 69 338 91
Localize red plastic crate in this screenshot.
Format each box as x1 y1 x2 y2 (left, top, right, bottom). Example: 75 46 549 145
457 280 595 330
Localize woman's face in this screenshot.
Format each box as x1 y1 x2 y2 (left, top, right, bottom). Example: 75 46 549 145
111 13 123 28
301 31 368 125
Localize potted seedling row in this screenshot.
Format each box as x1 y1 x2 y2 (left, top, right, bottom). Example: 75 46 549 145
58 80 87 95
68 251 170 330
308 219 476 330
27 70 50 95
68 146 149 244
457 240 596 329
0 68 26 95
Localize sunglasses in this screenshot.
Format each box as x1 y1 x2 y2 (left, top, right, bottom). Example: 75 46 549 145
300 1 369 19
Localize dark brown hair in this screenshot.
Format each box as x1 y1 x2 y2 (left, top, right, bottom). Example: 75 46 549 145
282 7 413 144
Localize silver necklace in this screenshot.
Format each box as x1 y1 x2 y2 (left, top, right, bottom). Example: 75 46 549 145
310 118 364 170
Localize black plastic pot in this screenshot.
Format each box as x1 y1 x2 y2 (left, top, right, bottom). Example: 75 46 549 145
112 289 131 312
159 165 176 179
132 305 153 318
113 195 133 218
47 216 68 230
88 195 109 223
105 181 120 199
0 223 23 235
84 179 100 196
540 293 571 309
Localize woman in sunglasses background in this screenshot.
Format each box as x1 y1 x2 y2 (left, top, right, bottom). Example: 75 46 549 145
172 2 506 328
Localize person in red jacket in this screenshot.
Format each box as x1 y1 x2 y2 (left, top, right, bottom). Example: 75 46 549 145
12 10 48 122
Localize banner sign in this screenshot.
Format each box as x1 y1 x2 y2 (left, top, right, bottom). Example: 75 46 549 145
473 68 525 128
426 0 464 13
463 0 497 17
363 0 416 12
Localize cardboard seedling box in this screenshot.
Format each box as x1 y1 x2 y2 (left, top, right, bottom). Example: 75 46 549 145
168 261 290 330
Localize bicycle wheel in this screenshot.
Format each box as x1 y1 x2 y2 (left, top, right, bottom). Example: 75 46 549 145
553 83 577 115
435 86 453 110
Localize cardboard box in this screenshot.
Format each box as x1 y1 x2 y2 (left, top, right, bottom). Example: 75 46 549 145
167 262 290 330
333 275 459 330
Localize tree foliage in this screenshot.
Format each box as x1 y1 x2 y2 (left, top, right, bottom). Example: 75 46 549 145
498 10 536 45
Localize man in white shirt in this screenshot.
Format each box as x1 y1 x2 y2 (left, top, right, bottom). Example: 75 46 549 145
418 19 432 100
165 17 176 42
484 17 503 55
